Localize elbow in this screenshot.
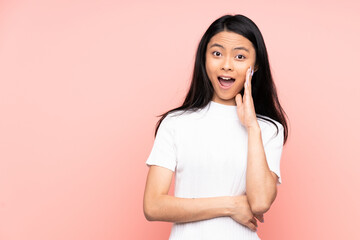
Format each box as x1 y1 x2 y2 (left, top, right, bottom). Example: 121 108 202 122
250 202 271 215
248 195 271 214
143 205 153 221
143 198 157 221
249 184 277 214
144 205 157 221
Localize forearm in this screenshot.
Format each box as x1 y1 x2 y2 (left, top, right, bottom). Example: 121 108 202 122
246 125 276 213
145 195 233 223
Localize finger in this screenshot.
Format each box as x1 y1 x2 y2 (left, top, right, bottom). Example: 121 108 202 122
250 217 258 227
253 218 257 227
244 74 249 102
245 67 251 97
245 67 250 89
247 222 257 232
250 66 254 83
247 67 252 96
244 78 250 104
255 214 264 223
244 82 247 100
235 93 243 106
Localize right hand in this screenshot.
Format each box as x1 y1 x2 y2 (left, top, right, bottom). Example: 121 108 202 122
229 195 264 232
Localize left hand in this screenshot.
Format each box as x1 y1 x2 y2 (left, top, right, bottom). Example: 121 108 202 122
235 66 259 129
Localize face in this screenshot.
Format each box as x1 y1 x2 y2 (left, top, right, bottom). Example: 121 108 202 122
205 31 257 105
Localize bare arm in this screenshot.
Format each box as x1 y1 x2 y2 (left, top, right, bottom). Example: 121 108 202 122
146 194 233 223
143 165 263 231
143 165 232 223
246 125 278 214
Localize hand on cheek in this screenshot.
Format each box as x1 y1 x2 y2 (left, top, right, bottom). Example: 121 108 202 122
235 66 258 129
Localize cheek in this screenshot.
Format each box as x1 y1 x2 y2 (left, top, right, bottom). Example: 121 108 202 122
205 61 217 77
206 56 217 69
235 71 247 84
238 66 249 77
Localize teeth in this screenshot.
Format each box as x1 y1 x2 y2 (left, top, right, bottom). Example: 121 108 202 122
219 77 233 80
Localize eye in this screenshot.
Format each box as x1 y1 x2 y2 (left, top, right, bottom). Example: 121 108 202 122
236 54 245 60
212 51 221 57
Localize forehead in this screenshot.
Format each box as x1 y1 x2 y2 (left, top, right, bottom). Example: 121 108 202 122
207 31 253 49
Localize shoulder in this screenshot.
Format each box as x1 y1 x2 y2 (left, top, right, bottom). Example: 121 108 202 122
164 108 202 124
158 109 205 138
159 110 188 129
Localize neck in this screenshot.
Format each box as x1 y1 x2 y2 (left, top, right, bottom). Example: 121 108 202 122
203 100 239 120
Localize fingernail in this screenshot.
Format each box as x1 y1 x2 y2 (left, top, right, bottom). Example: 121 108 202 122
251 69 254 76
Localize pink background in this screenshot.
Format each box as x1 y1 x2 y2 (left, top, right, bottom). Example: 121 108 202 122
1 0 359 239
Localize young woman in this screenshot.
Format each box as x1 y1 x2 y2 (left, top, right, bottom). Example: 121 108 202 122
143 14 289 240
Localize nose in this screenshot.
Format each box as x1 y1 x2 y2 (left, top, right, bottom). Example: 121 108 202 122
221 56 233 71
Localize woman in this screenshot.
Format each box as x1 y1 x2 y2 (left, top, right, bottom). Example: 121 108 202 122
143 14 289 240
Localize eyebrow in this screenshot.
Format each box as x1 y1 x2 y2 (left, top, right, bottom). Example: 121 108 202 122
209 43 250 52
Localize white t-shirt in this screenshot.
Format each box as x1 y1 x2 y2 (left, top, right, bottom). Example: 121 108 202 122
146 100 284 240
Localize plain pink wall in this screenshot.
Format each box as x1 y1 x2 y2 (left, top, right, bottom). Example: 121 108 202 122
1 0 359 239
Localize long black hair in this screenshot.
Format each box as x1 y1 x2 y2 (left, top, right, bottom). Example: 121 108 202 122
154 14 289 145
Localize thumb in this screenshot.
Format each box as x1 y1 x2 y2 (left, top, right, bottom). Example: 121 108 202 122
254 214 264 223
235 93 243 106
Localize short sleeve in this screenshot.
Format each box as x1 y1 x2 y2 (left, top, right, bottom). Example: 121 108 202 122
263 123 284 185
145 115 177 172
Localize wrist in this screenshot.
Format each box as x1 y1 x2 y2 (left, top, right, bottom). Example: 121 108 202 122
247 123 260 132
226 196 243 216
224 196 235 216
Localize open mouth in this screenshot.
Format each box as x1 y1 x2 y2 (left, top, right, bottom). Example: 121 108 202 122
217 76 235 88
